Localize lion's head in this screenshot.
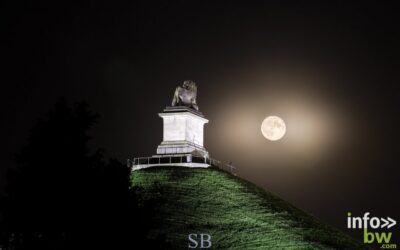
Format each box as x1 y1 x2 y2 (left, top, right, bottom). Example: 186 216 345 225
183 80 197 92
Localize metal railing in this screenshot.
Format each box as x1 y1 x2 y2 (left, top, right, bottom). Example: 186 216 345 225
128 155 237 176
209 158 236 176
128 155 206 166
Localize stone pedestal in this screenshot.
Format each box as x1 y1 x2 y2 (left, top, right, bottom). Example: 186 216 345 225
157 106 209 157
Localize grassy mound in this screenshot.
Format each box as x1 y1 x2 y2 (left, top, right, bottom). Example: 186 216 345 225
131 166 363 249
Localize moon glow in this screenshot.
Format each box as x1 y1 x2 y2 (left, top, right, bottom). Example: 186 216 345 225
261 116 286 141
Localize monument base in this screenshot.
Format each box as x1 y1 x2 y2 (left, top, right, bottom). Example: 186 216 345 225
156 106 209 158
156 141 209 157
130 106 210 171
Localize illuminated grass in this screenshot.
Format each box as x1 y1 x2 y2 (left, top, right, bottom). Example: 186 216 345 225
131 166 364 249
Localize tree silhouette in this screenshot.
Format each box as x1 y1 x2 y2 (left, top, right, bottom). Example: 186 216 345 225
0 99 163 250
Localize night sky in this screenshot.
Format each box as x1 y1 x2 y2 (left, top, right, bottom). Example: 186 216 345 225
2 1 400 235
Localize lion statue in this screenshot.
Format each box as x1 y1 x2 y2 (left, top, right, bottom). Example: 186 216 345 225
171 80 199 111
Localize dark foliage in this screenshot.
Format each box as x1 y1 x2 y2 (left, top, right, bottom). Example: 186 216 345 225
0 99 163 250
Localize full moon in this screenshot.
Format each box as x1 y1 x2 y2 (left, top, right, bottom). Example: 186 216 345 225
261 116 286 141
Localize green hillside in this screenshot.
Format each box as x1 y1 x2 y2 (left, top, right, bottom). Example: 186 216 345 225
131 166 364 249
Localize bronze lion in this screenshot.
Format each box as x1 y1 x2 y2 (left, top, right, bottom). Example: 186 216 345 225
171 80 199 111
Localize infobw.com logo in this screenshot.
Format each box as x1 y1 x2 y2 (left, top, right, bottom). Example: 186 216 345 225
347 212 397 249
